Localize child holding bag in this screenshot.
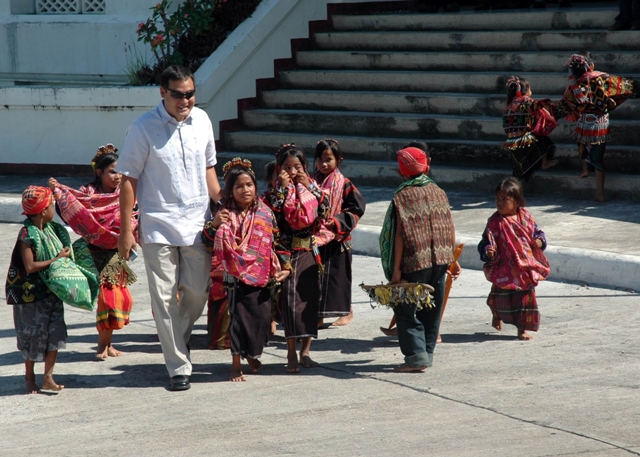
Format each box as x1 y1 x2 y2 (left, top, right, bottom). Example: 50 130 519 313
6 186 86 393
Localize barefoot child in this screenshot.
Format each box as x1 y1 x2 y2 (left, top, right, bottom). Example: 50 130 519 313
478 177 550 340
6 186 71 393
379 146 460 372
559 54 639 201
313 139 366 328
264 144 329 373
502 76 559 182
50 144 138 359
211 158 291 381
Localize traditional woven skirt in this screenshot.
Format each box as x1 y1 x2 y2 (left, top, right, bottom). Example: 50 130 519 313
207 297 230 350
281 249 320 339
487 284 540 331
228 281 272 359
96 284 133 332
318 240 352 317
13 295 67 361
509 135 556 183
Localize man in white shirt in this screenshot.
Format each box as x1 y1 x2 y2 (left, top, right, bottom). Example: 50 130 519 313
117 65 221 391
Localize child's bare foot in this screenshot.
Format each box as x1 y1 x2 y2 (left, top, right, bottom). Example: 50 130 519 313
96 346 109 360
492 316 503 331
107 346 123 357
542 159 558 170
436 333 442 344
518 330 534 340
42 375 64 392
393 364 426 373
595 195 606 203
286 354 301 373
246 357 262 373
25 377 40 394
300 355 319 368
579 171 589 178
270 320 277 335
380 326 398 336
229 369 246 382
317 318 325 329
331 310 354 327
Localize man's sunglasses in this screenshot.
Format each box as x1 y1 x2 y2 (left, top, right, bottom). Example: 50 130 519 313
164 87 196 100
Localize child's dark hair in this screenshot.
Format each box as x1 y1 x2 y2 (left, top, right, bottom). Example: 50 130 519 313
89 144 119 189
275 143 308 171
505 76 531 104
264 161 276 187
495 177 526 208
402 141 429 159
315 138 343 162
222 166 258 208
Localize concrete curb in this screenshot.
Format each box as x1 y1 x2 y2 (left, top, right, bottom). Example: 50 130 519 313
352 225 640 291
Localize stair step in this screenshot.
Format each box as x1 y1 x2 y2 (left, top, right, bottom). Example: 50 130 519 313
281 70 576 93
241 109 640 145
224 130 640 172
331 8 617 31
313 30 635 52
296 50 640 73
216 151 640 200
260 89 640 119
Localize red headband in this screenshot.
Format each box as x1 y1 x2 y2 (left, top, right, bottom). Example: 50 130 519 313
21 186 53 215
397 147 428 177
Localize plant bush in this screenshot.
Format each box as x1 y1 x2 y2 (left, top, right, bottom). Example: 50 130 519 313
131 0 261 86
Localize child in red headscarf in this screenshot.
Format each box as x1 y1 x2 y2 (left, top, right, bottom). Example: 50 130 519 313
5 186 71 394
379 144 460 372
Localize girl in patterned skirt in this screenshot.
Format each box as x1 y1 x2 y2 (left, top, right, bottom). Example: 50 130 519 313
313 139 366 328
264 144 329 373
210 158 291 381
478 177 550 340
50 144 138 359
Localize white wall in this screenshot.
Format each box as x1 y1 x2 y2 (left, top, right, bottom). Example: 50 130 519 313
0 0 401 165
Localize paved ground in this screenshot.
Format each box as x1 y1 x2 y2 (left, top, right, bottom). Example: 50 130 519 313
0 224 638 456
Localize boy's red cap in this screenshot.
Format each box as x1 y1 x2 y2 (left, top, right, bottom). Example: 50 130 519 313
397 147 428 177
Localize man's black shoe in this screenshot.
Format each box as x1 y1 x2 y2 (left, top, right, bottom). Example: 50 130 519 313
169 375 190 391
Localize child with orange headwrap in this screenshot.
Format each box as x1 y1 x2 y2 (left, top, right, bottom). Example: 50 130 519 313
5 186 71 394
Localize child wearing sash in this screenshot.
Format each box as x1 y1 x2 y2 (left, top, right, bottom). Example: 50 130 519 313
49 144 138 359
478 177 550 340
264 144 329 373
379 146 459 372
209 158 292 381
313 139 366 328
6 186 71 393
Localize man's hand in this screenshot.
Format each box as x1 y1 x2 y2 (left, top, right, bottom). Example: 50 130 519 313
118 231 137 260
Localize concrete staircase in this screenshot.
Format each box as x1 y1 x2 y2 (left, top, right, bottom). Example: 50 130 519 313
220 4 640 198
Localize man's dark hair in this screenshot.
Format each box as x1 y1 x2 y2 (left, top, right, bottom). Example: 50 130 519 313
160 65 195 88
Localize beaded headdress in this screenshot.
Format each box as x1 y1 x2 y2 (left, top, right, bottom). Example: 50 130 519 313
275 142 297 158
222 157 254 179
505 76 521 94
91 144 119 171
563 54 593 73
